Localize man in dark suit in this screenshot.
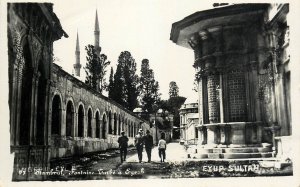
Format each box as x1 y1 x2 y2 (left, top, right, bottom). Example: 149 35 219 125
143 130 154 163
118 131 129 163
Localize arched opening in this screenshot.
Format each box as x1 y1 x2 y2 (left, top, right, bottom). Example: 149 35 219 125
118 115 121 135
108 111 112 134
114 113 117 135
66 101 74 137
88 108 92 137
51 95 61 135
19 42 33 145
95 111 100 138
128 123 131 137
102 114 107 139
122 118 125 133
36 59 46 145
131 122 134 137
78 105 84 137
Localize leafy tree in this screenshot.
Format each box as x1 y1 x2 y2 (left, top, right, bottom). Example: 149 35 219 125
112 51 139 110
169 81 179 98
139 59 161 114
84 44 110 93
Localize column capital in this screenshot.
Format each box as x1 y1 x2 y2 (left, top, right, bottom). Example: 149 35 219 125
188 34 200 50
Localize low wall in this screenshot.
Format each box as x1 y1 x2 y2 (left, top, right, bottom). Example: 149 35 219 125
50 135 135 159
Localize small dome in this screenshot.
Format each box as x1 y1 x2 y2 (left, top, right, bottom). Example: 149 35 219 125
133 107 143 113
157 109 163 114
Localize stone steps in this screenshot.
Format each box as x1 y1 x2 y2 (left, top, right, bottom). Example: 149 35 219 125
188 147 274 159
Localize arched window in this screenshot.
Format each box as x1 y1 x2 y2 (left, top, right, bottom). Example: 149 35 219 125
114 113 117 135
108 111 112 134
118 115 121 135
66 101 74 137
19 42 33 145
95 111 100 138
78 105 84 137
51 95 61 135
102 114 107 139
88 108 92 137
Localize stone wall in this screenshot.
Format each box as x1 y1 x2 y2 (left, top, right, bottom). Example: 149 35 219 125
49 64 149 159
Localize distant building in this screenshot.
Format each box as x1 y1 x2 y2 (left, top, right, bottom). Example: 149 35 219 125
179 100 198 145
171 4 290 160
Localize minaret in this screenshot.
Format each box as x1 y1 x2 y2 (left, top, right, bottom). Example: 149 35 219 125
74 31 82 76
94 10 101 55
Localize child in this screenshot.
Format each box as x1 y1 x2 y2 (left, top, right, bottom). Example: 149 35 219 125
158 133 167 162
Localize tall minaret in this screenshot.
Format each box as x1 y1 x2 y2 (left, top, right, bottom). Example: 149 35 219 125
74 31 82 76
94 10 101 55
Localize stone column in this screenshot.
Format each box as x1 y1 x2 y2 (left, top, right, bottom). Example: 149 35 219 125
60 107 66 137
111 116 115 135
91 117 96 138
206 126 217 148
99 119 103 139
10 64 18 145
29 71 40 145
198 126 206 145
116 118 119 135
73 113 77 137
33 72 41 144
230 123 246 147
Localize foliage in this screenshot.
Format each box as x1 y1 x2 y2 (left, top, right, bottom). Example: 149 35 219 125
108 67 114 99
84 44 110 93
139 59 161 114
111 51 139 111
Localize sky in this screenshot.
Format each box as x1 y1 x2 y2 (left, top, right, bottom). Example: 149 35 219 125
52 0 213 101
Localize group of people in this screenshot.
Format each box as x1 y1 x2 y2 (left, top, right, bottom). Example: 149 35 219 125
117 129 167 163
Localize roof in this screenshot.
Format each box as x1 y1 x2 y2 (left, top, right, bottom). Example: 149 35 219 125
170 3 269 49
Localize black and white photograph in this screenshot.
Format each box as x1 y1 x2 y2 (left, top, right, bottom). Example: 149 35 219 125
1 0 300 186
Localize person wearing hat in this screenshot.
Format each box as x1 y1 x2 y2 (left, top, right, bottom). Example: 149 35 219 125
134 129 144 163
118 131 129 163
143 130 154 162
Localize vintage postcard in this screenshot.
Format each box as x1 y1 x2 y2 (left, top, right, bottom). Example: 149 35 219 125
1 0 300 187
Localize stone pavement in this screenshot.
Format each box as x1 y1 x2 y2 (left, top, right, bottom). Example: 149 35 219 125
126 142 187 163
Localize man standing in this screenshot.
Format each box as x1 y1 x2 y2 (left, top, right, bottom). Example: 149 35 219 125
143 130 153 163
118 131 129 163
134 129 144 163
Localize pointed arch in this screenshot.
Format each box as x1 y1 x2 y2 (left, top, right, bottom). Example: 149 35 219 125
51 94 62 135
102 113 107 139
77 104 85 137
66 100 74 137
87 107 93 137
95 110 100 138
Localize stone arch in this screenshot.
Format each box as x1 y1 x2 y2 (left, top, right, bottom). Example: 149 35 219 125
108 111 112 134
102 113 107 139
35 55 47 145
19 39 34 145
130 121 133 137
87 107 93 138
51 94 62 135
128 122 131 137
113 113 117 135
118 114 121 135
95 110 100 138
66 99 75 137
77 104 85 137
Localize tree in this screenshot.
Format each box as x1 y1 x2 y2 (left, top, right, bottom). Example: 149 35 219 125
108 67 114 99
84 44 110 93
111 51 139 110
169 81 179 98
139 59 161 114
